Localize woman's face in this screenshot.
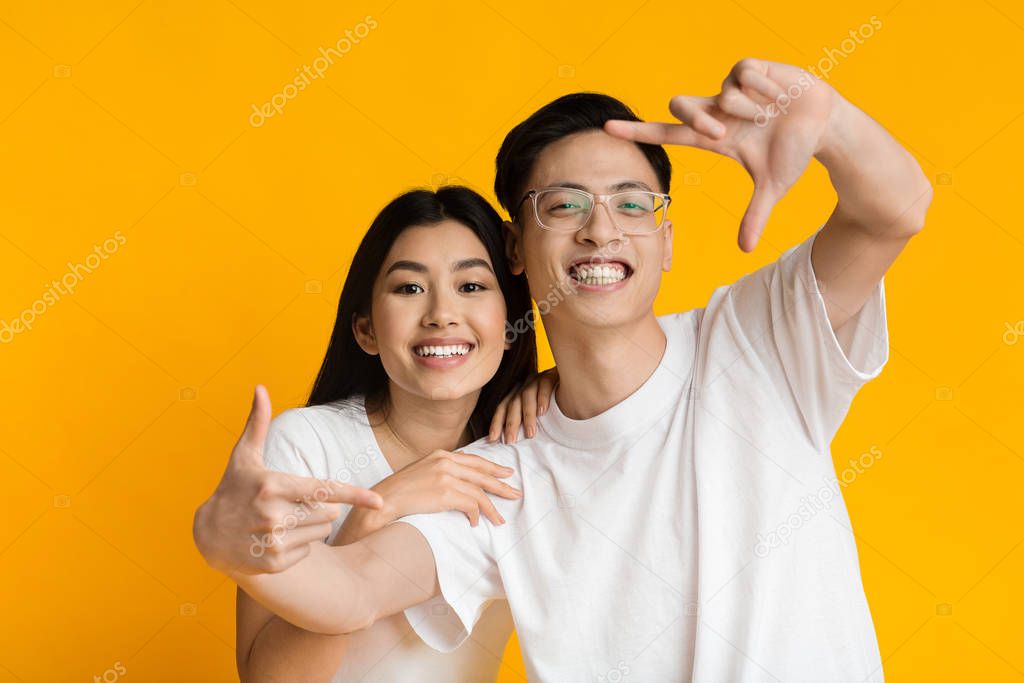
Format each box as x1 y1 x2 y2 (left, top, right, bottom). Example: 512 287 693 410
355 220 509 403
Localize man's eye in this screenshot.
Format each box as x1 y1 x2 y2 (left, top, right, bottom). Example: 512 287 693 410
460 282 487 293
395 283 424 294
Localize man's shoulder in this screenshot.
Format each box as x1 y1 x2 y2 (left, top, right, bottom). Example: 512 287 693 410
656 309 703 336
458 432 537 467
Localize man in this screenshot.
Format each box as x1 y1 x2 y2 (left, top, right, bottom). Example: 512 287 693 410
196 58 931 681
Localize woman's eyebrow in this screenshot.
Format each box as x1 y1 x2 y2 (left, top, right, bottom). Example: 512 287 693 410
385 260 427 275
384 258 493 275
453 258 494 273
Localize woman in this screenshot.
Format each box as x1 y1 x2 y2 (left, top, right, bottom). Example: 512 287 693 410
194 186 554 682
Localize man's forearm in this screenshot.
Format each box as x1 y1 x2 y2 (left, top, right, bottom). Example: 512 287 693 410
232 542 376 635
815 91 933 237
233 520 440 637
239 516 392 681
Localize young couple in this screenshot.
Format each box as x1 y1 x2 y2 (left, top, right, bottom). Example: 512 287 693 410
194 58 932 682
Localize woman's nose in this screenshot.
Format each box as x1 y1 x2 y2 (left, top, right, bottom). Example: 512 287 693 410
422 291 459 327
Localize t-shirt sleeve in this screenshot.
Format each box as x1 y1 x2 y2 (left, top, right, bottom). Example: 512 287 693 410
396 512 505 653
261 409 331 479
714 225 889 450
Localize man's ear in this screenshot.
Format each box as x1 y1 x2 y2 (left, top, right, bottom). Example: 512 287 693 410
661 219 674 272
351 313 379 355
503 220 526 276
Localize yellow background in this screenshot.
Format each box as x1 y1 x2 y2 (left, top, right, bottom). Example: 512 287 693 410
1 0 1022 680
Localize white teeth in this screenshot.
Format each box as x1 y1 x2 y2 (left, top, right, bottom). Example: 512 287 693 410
571 263 628 285
415 344 472 358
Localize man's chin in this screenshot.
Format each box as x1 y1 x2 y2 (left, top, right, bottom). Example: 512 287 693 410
547 301 646 333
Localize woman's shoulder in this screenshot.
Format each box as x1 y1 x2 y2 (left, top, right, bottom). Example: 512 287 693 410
264 396 383 481
271 396 370 434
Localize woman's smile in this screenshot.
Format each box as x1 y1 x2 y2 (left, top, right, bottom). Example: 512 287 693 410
411 337 476 368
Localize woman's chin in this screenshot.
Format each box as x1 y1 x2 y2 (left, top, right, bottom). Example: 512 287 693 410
415 382 480 402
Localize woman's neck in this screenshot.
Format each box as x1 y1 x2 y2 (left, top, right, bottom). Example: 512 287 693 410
367 384 480 471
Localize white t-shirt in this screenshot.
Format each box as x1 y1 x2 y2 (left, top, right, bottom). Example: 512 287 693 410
399 227 890 682
262 399 515 683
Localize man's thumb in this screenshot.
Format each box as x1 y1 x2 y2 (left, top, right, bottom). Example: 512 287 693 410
738 183 779 253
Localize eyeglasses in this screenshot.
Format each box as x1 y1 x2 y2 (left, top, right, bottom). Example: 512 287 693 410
513 186 671 235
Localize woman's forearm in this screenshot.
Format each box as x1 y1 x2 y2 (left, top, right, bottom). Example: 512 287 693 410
242 616 348 683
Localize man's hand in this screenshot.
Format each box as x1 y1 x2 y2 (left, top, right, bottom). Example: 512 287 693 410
607 57 933 331
605 58 841 252
192 386 383 576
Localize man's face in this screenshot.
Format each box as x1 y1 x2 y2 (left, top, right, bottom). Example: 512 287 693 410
505 129 673 332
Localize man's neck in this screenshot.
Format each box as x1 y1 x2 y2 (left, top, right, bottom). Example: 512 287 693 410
545 312 667 420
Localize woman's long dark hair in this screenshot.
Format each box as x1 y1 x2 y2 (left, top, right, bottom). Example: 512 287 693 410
307 186 537 441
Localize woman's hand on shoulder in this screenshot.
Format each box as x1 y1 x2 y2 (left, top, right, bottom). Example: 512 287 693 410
336 449 522 544
488 367 559 444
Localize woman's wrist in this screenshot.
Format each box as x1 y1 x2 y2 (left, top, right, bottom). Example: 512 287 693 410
334 499 396 546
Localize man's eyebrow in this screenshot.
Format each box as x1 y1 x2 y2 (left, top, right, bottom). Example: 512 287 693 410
609 180 653 192
549 180 654 192
385 258 494 275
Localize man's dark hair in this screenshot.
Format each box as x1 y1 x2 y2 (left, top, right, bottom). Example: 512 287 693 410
494 92 672 217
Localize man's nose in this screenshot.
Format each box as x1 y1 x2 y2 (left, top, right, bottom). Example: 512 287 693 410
576 201 623 249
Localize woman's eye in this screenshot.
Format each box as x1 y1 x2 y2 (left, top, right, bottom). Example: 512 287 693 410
460 282 487 293
395 283 424 294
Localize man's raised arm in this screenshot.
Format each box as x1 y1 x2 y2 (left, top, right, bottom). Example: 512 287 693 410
605 57 933 331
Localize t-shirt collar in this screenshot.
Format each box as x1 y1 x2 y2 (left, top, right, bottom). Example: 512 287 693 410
540 315 694 448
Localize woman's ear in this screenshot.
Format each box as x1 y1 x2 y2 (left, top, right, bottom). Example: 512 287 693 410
352 313 379 355
503 220 526 276
661 219 674 272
